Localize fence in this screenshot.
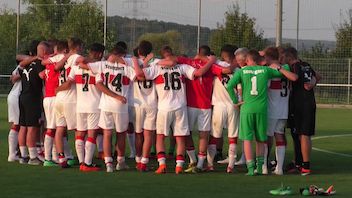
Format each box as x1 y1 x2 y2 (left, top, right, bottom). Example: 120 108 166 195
0 0 351 104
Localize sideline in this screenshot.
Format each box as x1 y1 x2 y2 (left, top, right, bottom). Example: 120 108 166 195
312 134 352 158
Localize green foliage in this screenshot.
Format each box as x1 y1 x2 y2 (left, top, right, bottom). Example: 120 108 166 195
210 3 268 55
334 9 352 58
0 7 17 74
300 42 331 58
138 30 184 56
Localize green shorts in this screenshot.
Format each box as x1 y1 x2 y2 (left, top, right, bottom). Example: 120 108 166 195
239 113 267 142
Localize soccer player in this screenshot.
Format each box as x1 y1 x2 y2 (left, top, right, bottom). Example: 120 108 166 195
39 40 69 167
7 64 22 162
262 47 291 175
17 41 49 165
54 37 83 168
134 46 215 174
281 47 319 176
57 43 105 172
226 50 297 176
207 44 240 173
89 46 135 173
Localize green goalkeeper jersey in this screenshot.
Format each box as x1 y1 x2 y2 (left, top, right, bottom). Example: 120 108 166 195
226 65 289 114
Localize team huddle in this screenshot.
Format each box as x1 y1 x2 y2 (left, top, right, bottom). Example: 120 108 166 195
7 37 318 176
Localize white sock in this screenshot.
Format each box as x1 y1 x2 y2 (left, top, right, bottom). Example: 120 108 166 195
186 149 197 164
75 137 85 164
141 157 149 164
8 129 18 158
52 143 58 162
176 156 185 167
29 147 38 159
117 156 125 164
135 156 142 163
20 146 28 158
157 155 166 166
96 134 103 153
263 143 268 171
84 138 96 165
196 153 206 169
127 133 136 155
228 143 237 169
63 137 73 159
104 156 113 164
275 145 286 172
207 144 216 167
44 134 54 161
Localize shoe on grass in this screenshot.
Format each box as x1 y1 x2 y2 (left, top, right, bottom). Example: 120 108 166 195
269 186 293 196
43 160 58 167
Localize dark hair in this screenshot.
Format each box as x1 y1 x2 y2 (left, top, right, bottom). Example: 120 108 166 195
285 47 298 59
133 47 139 57
56 40 68 52
247 49 262 63
264 46 279 60
28 40 40 56
67 37 83 50
221 44 238 58
111 46 126 56
89 43 105 53
138 40 153 56
115 41 128 51
160 46 173 56
199 45 211 56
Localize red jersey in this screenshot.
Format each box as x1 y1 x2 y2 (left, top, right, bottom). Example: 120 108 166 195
44 63 60 97
177 57 222 109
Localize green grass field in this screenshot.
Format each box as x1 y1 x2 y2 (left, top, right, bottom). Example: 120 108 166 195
0 97 351 198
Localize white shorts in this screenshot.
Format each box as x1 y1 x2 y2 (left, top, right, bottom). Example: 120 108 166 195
211 105 239 138
77 112 100 131
132 106 157 133
156 107 190 137
267 119 286 136
43 97 56 129
99 111 129 133
55 100 77 130
188 107 211 132
7 93 20 125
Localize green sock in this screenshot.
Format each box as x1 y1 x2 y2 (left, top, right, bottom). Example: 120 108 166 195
246 160 255 176
256 156 264 175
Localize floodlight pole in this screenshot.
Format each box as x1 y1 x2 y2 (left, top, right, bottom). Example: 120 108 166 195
197 0 202 52
104 0 107 46
296 0 300 50
276 0 282 47
16 0 20 53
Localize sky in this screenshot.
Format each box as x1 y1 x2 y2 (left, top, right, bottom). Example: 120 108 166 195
1 0 352 41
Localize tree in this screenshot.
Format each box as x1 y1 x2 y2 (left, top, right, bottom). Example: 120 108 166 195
209 3 268 55
300 42 330 58
334 9 352 58
138 30 184 56
0 7 17 73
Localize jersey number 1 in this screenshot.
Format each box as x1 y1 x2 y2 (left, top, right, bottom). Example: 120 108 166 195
250 76 258 96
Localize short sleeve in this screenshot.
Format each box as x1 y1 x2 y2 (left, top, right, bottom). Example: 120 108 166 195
68 66 77 82
211 64 223 76
88 61 101 75
125 65 136 81
180 64 196 80
143 64 160 80
95 63 103 83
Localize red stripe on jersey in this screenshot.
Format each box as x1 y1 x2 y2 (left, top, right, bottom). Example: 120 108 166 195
122 76 130 85
75 75 96 84
180 75 185 83
270 80 282 89
66 67 71 76
155 75 164 84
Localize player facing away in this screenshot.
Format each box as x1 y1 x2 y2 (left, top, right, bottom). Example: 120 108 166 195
17 41 49 165
207 45 240 173
226 50 297 176
54 37 83 168
91 47 136 173
262 47 291 175
134 46 215 174
57 43 105 172
40 40 68 167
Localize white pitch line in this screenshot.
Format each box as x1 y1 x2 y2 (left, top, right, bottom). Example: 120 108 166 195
312 134 352 158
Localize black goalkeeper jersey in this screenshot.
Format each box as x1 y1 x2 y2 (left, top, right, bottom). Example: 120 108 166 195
19 59 45 98
290 61 316 104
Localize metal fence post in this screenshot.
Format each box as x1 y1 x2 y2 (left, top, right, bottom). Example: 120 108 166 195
348 58 351 104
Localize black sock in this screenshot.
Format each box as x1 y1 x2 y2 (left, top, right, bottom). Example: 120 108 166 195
302 161 310 169
291 128 302 166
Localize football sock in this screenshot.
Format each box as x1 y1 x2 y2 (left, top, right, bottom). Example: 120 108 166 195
197 152 206 169
96 134 103 153
44 130 55 161
186 149 197 164
84 137 96 166
176 155 185 168
63 137 74 159
157 152 166 166
75 136 85 164
256 156 264 174
135 156 142 164
20 146 28 158
127 133 136 156
141 157 149 165
302 161 310 169
29 147 38 159
275 141 286 172
291 128 302 166
104 156 113 164
58 153 66 163
8 129 18 158
207 144 216 167
52 143 58 162
246 160 255 176
228 142 237 169
117 156 125 164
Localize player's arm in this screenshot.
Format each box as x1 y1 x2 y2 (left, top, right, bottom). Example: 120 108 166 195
226 71 241 105
10 74 21 84
38 70 46 80
193 55 216 77
304 69 321 91
96 82 127 104
132 56 146 81
16 54 31 62
55 80 72 93
54 53 72 71
272 64 298 81
143 53 154 68
157 56 177 67
19 56 38 68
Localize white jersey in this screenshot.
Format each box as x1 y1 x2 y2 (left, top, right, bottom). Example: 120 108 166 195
268 77 289 119
95 61 136 113
68 63 101 113
9 66 22 96
143 62 195 111
56 54 80 103
212 61 235 107
49 54 65 64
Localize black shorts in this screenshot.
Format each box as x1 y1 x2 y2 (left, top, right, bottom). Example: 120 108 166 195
19 95 42 127
293 101 316 136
